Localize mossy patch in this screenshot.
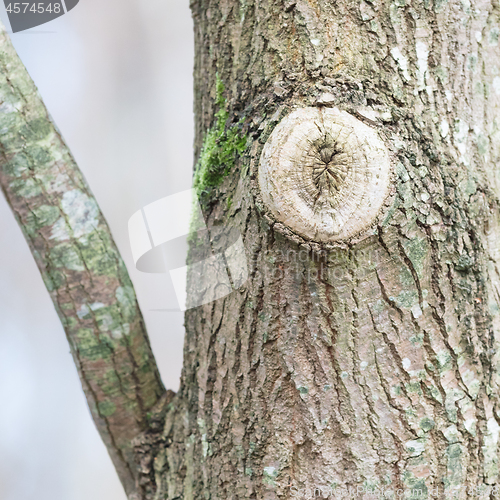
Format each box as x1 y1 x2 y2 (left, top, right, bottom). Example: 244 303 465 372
20 117 51 142
25 204 60 231
9 177 42 198
193 75 247 197
98 399 117 417
79 229 119 276
116 286 137 322
75 328 112 360
4 152 30 177
50 242 85 272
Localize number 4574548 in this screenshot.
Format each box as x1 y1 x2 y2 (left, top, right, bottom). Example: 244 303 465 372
5 3 61 14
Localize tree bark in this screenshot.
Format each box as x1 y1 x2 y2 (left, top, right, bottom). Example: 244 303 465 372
156 0 500 499
2 0 500 499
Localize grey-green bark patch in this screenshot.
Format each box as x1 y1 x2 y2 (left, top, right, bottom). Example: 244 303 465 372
20 117 51 142
483 418 500 482
98 400 117 417
455 253 473 271
93 306 122 334
402 472 428 499
116 286 137 321
381 197 399 226
402 237 427 279
406 381 423 395
50 217 70 241
489 27 499 46
444 443 463 489
420 417 435 432
434 0 448 12
79 230 119 276
76 328 111 360
9 178 41 198
398 181 414 209
459 176 477 197
26 205 60 230
62 189 99 238
395 289 419 308
42 269 65 291
263 466 279 486
50 243 85 272
409 333 424 346
101 369 121 395
77 302 104 319
30 146 51 166
193 75 247 197
4 152 30 176
437 351 453 371
399 266 416 288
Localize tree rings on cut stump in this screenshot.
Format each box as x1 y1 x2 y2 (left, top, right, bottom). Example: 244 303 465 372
258 107 392 243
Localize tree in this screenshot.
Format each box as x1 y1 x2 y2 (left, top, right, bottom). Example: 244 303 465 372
1 0 500 497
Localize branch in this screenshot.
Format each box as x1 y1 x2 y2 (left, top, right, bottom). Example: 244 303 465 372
0 21 167 499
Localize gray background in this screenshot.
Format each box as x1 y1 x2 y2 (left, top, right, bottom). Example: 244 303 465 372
0 0 193 498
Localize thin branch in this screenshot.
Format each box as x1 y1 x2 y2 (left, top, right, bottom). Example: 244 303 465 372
0 21 167 499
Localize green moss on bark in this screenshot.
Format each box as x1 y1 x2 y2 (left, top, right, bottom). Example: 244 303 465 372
193 75 247 196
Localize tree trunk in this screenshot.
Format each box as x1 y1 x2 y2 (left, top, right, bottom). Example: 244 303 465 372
2 0 500 499
156 0 500 499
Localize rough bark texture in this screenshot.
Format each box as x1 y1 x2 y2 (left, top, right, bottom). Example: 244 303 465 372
0 21 166 499
154 0 500 499
2 0 500 499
